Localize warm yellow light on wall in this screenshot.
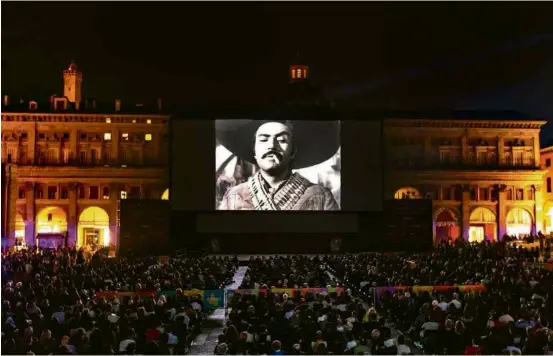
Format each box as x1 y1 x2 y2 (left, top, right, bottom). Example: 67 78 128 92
104 133 112 140
106 118 111 123
147 119 152 124
145 134 152 141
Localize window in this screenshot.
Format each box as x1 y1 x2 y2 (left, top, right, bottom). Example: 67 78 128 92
102 150 111 164
291 70 296 79
526 188 534 201
547 158 552 167
62 148 70 164
548 178 552 193
514 151 523 166
145 134 152 141
36 187 44 199
104 133 112 141
505 152 512 165
122 133 129 141
516 188 524 200
80 151 87 164
47 148 58 164
89 186 99 200
19 147 27 164
90 149 98 164
477 151 487 165
106 118 111 123
147 119 152 124
120 191 128 199
60 186 68 199
296 69 301 78
479 188 489 201
130 186 141 199
470 187 477 201
79 185 86 199
18 187 26 199
506 188 513 200
103 186 110 200
47 186 57 200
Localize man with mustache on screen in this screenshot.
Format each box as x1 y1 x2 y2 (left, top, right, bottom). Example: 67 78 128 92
217 119 340 211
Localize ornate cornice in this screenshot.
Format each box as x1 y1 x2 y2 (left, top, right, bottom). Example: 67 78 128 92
385 118 546 130
1 112 169 124
15 166 166 180
387 169 547 185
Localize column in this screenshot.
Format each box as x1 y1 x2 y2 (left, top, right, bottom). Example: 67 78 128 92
111 128 120 165
67 183 78 247
461 186 470 240
533 135 540 168
28 124 36 164
25 182 36 247
497 136 505 166
461 131 468 163
70 128 78 163
497 185 507 239
109 183 119 254
534 185 543 234
7 167 18 247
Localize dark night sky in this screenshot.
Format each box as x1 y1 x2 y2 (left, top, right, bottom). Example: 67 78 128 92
2 2 553 136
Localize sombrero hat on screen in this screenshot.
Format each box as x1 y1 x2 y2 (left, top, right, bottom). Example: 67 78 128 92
215 116 340 170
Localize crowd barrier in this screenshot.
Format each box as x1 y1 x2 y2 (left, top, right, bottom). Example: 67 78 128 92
95 287 345 311
95 285 487 311
374 284 486 301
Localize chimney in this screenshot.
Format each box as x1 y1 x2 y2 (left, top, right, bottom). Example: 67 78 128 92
3 95 8 106
157 98 163 111
115 99 121 112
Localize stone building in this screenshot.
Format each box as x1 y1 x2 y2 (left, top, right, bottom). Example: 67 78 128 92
384 113 547 243
540 145 553 234
1 63 170 252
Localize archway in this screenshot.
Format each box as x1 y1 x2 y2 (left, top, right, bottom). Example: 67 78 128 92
161 189 169 200
543 201 553 234
394 187 422 200
506 207 533 237
78 207 110 251
434 208 460 244
36 206 68 234
469 207 497 242
15 213 25 248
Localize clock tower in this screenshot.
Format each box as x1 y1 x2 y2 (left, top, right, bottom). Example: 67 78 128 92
63 62 82 109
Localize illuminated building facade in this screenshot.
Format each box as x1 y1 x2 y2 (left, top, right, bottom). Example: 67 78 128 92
385 115 547 243
540 145 553 234
1 63 170 252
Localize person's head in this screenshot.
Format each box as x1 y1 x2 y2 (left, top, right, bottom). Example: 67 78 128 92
272 340 282 351
253 121 296 176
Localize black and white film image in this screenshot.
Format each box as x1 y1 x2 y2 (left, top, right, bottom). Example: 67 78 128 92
215 120 341 211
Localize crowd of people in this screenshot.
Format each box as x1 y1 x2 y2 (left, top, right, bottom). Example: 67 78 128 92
1 248 238 355
215 240 553 355
3 237 553 355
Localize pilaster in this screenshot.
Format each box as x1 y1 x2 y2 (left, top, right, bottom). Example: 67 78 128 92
534 185 543 234
461 131 468 163
461 186 470 240
70 128 78 163
533 135 540 168
497 185 507 239
109 183 119 251
68 183 78 247
498 136 505 165
112 128 120 164
25 182 36 247
28 124 36 165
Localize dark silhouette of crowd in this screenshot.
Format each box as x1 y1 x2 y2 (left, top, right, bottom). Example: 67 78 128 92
1 248 238 355
215 241 553 355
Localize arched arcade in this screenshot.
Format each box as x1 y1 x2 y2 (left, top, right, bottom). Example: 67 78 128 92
434 208 460 243
506 207 533 237
78 206 110 251
469 207 497 242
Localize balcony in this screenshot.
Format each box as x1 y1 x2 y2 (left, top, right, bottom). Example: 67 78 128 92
10 158 166 168
388 158 540 171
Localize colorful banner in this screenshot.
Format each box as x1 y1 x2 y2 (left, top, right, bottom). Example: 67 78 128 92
375 285 485 301
204 289 224 310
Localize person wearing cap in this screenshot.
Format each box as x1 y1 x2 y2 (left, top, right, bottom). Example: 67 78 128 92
216 119 339 210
